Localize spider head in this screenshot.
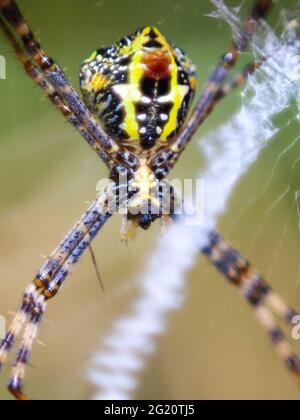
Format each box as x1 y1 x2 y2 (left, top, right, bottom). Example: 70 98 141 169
80 26 197 152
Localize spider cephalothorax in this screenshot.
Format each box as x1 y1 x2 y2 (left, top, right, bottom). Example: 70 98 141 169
108 160 176 240
80 26 197 152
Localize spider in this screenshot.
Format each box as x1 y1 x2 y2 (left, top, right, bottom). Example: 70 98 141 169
0 0 299 400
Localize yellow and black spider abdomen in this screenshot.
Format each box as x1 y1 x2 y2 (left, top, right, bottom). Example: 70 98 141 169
79 26 197 151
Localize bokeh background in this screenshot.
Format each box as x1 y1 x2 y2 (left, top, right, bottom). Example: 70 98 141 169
0 0 299 400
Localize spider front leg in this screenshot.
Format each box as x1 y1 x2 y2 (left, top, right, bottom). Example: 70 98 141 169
0 186 117 400
0 0 112 151
150 60 262 179
0 0 139 172
150 0 271 177
170 0 271 154
0 16 115 167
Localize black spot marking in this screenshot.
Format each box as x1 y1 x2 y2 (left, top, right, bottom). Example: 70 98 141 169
287 355 300 372
270 328 284 344
157 78 171 96
141 77 156 97
144 39 163 48
135 102 150 115
141 134 156 150
119 56 132 66
157 102 173 115
16 347 30 365
149 28 158 39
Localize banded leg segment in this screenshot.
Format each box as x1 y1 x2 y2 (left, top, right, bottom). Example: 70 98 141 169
202 230 300 384
214 61 263 103
0 17 114 168
0 191 115 399
35 197 113 289
8 212 111 400
171 0 270 153
202 231 298 325
150 0 271 177
9 292 45 400
150 60 262 179
0 0 139 172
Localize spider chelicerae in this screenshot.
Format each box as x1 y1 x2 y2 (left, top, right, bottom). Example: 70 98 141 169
0 0 300 400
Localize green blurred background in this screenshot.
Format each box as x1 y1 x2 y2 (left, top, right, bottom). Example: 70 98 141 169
0 0 299 400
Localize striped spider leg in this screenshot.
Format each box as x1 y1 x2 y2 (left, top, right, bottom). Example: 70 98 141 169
0 0 139 175
0 183 121 400
202 232 300 385
156 0 300 387
0 17 115 168
149 0 271 178
1 0 297 400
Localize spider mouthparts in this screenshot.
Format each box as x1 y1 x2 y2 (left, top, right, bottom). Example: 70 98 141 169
139 214 153 230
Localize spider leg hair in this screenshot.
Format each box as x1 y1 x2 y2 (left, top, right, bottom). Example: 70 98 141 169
202 230 300 385
0 0 138 172
0 183 119 399
0 17 115 168
150 0 271 176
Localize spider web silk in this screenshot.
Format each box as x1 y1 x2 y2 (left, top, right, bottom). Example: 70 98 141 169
87 3 300 400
